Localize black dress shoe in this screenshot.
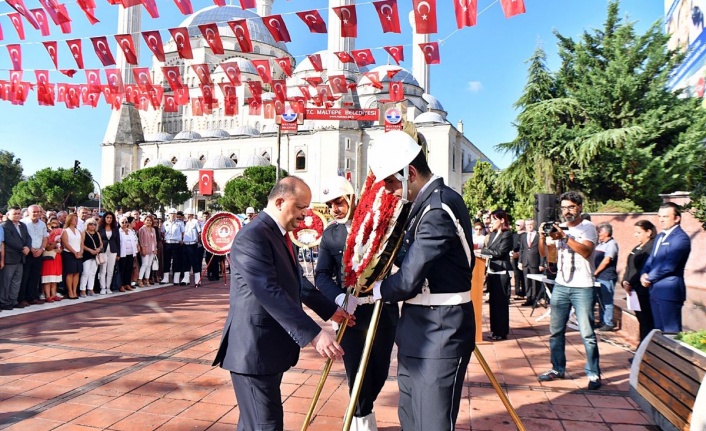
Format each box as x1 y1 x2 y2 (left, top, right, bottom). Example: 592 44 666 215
1 305 13 310
521 301 533 306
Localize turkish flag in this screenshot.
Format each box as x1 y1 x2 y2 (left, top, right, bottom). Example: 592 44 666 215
141 0 159 18
161 66 183 91
43 41 58 69
58 6 72 34
307 54 323 72
219 82 236 98
91 36 116 66
199 23 224 54
333 5 357 37
35 70 50 90
387 68 401 79
274 100 285 115
228 19 253 53
213 0 224 5
304 76 322 87
164 95 178 112
296 10 327 33
500 0 525 18
65 84 80 108
39 0 70 25
191 97 203 116
5 0 40 29
136 94 150 111
172 0 192 14
133 67 153 91
115 34 139 64
11 82 30 105
239 0 255 8
246 81 263 102
413 0 437 34
223 93 238 116
262 15 291 43
6 44 21 70
198 170 214 195
454 0 477 28
317 84 333 101
110 93 124 110
0 23 3 41
352 49 375 67
60 69 77 78
328 75 348 94
191 64 212 85
272 79 286 102
248 98 261 115
67 39 84 69
389 81 404 101
419 42 441 64
142 31 165 62
8 13 25 40
384 45 404 65
334 51 355 64
148 86 163 109
275 57 292 76
200 83 215 107
30 8 50 36
102 84 114 104
85 69 102 93
251 59 272 84
373 0 401 33
298 85 311 100
105 68 124 93
169 27 193 59
220 62 242 86
175 87 189 105
363 72 383 89
76 0 99 24
263 101 275 119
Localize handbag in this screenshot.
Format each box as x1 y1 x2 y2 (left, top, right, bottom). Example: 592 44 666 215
152 257 159 271
42 250 57 260
96 253 107 265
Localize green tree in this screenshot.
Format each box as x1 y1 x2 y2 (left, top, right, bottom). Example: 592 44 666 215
0 150 23 210
462 161 504 216
8 167 93 210
220 166 287 213
101 165 191 212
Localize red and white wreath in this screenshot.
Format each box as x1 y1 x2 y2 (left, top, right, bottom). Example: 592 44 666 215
289 208 326 249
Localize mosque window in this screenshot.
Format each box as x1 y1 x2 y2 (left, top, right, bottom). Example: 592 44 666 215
218 120 222 128
345 138 351 150
262 151 270 162
157 122 161 131
345 158 351 170
254 46 261 54
230 119 234 128
230 153 238 165
143 158 150 167
206 121 211 129
295 150 306 171
452 147 457 172
190 119 193 130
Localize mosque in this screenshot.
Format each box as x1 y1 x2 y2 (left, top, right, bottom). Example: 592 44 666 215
100 0 496 211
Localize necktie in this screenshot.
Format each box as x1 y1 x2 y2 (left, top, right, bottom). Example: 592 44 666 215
284 233 296 264
528 232 533 246
653 233 665 257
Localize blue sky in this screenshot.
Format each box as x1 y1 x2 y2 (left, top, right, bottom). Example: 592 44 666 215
0 0 664 181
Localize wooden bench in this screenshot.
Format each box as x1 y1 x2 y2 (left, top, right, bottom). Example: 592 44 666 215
630 329 706 431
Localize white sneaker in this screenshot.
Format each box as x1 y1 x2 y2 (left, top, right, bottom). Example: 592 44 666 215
173 272 181 284
161 273 170 284
350 412 378 431
181 273 190 285
194 273 201 286
39 294 46 300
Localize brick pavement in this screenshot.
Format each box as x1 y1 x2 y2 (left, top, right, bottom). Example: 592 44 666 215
0 280 658 430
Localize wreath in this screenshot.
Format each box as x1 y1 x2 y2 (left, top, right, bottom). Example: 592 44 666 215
289 208 326 249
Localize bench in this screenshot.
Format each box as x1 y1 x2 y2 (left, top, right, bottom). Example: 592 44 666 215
629 329 706 431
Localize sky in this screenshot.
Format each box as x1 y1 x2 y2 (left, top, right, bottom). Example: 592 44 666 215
0 0 665 183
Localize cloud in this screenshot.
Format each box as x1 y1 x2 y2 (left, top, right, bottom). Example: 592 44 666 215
466 81 483 93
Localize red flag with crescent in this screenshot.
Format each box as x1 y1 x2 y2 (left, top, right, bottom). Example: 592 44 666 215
373 0 401 33
85 69 102 93
148 86 163 109
228 19 253 53
30 8 50 36
8 13 25 40
304 76 322 87
41 41 57 69
387 68 401 79
251 59 272 84
263 100 274 119
5 0 40 29
140 0 159 18
65 84 80 108
175 87 189 105
352 49 375 67
115 34 138 64
363 72 383 89
334 51 355 64
275 57 292 76
76 0 99 24
307 54 323 72
239 0 255 8
161 66 183 91
105 68 124 93
38 0 70 25
142 31 165 62
200 83 215 108
199 170 214 196
199 23 224 54
246 81 263 102
419 41 440 64
389 81 404 102
248 98 262 115
262 14 291 43
333 5 357 37
35 70 54 106
91 36 116 66
172 0 192 15
384 45 404 65
220 62 242 86
7 44 21 70
272 79 286 102
328 74 348 94
413 0 437 34
133 67 153 91
67 39 84 69
191 64 212 85
296 10 327 33
500 0 525 18
317 84 333 101
169 27 193 59
164 95 178 112
298 85 311 100
58 7 71 34
191 97 203 116
454 0 477 28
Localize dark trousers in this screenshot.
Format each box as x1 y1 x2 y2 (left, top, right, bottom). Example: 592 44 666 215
523 266 541 301
181 244 202 273
1 263 23 307
488 272 510 338
397 353 471 431
651 297 682 334
205 252 222 280
231 371 284 431
163 243 182 273
635 292 655 341
118 255 134 287
19 254 42 302
512 259 524 296
341 317 396 417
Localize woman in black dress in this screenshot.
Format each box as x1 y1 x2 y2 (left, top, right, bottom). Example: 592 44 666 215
621 220 657 341
481 209 514 340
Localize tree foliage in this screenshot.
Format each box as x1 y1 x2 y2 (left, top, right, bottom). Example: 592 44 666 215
220 166 286 214
8 167 94 210
497 1 706 212
0 150 23 210
101 165 191 212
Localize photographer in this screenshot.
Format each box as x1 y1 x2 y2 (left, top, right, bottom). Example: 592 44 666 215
536 191 601 390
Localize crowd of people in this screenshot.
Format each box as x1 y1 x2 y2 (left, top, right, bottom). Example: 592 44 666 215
0 205 227 311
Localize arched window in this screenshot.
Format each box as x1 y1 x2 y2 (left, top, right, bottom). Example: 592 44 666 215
171 156 178 164
262 151 270 162
295 150 306 171
230 153 238 166
157 122 161 132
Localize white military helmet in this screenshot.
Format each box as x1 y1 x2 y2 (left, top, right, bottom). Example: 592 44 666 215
321 176 355 203
246 207 255 214
368 130 422 203
167 208 177 214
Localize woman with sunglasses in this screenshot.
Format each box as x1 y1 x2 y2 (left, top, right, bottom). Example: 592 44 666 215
60 213 83 299
41 217 63 302
118 216 139 292
79 219 103 297
98 211 120 294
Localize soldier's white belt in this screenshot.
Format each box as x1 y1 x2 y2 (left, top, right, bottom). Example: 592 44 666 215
356 296 376 305
405 285 471 306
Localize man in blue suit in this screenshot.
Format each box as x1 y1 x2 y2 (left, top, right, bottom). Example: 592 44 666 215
213 176 352 431
641 202 692 334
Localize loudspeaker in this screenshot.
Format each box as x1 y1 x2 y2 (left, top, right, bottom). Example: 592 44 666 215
535 194 558 226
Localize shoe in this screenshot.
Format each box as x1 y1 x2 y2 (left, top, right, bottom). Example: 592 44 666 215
39 294 46 300
2 305 14 310
119 286 126 292
173 272 181 285
161 274 170 284
45 297 55 303
597 325 614 332
125 285 134 291
30 299 45 305
137 280 144 287
488 335 507 341
538 370 565 382
521 301 533 307
514 296 525 300
181 273 190 285
194 273 201 286
587 375 602 390
87 290 95 296
16 301 29 308
70 296 79 300
53 296 63 301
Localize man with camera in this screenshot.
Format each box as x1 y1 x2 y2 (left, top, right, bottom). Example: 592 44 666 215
537 191 601 390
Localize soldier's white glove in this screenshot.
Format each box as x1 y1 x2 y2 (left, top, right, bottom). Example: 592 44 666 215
335 293 359 315
372 280 383 301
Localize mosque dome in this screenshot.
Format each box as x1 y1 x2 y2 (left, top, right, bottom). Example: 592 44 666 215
413 111 446 124
422 93 445 113
174 130 202 140
231 125 261 136
203 154 237 169
201 129 231 138
173 156 202 170
261 123 279 133
359 65 420 88
177 5 287 51
144 132 174 142
241 154 270 167
145 158 174 168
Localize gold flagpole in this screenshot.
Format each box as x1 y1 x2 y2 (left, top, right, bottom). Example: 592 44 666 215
474 345 526 431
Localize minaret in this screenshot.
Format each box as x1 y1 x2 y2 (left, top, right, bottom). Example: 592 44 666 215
327 0 356 78
256 0 274 17
408 10 430 93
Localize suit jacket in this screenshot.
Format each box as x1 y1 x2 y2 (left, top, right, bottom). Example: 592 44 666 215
623 239 654 298
481 231 513 272
2 220 31 265
98 226 121 254
212 211 337 375
642 226 691 303
519 231 541 268
380 177 475 359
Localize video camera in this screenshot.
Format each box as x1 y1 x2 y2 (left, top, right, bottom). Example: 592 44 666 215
542 221 568 236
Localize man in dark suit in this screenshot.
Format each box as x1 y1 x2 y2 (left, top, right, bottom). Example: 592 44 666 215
511 219 526 298
519 219 541 306
1 207 31 310
370 131 475 431
212 176 352 431
641 202 692 334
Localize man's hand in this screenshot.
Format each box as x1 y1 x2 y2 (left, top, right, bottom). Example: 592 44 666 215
518 263 523 271
21 246 30 256
335 293 359 315
330 308 355 327
640 273 651 288
310 330 344 360
622 280 632 293
32 248 43 258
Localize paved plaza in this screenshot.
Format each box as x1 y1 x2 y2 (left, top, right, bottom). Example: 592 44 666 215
0 279 657 430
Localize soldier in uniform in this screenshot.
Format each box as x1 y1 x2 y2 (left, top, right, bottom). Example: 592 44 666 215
161 208 185 284
315 176 397 431
181 209 202 286
370 130 475 431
